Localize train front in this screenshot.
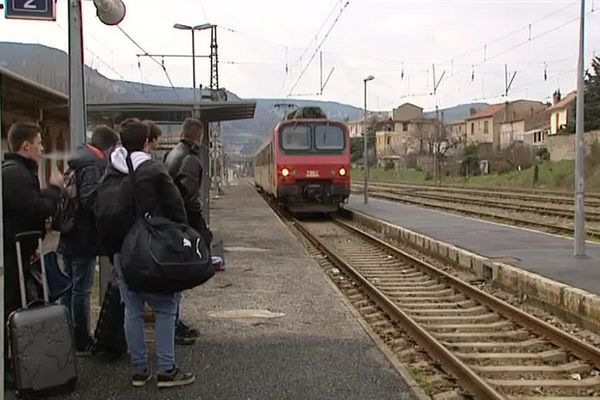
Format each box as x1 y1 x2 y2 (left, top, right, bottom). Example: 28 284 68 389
274 120 350 213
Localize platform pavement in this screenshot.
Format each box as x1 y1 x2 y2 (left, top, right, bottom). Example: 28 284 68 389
348 195 600 296
5 182 416 400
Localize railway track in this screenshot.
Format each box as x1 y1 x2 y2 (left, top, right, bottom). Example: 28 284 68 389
363 181 600 206
290 215 600 399
350 183 600 239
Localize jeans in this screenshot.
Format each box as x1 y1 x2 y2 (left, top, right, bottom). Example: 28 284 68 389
60 256 96 345
114 254 180 374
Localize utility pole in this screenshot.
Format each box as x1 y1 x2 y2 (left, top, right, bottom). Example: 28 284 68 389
363 75 375 204
574 0 586 257
69 0 87 148
432 64 445 185
504 64 517 97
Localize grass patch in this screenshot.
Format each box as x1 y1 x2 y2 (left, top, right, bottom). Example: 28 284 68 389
351 159 600 192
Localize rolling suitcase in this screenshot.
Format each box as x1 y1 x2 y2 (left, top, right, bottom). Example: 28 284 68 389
8 231 78 397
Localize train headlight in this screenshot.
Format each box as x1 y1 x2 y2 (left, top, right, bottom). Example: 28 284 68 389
338 167 347 176
281 168 290 177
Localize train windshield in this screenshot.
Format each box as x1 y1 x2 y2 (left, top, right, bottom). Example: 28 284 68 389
281 125 310 150
315 125 344 150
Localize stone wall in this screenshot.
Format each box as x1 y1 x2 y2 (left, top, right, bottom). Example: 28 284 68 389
546 131 600 161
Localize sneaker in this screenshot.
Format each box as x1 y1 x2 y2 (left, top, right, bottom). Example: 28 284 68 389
131 369 152 387
177 320 199 338
157 367 195 388
75 338 97 357
175 320 198 345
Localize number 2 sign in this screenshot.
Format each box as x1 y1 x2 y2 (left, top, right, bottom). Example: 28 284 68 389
5 0 56 21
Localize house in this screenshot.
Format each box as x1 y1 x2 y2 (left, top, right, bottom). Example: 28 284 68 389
392 103 424 121
547 90 576 135
466 100 548 151
448 120 467 143
500 110 549 149
347 112 391 138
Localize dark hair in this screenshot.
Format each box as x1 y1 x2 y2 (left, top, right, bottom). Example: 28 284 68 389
90 125 119 151
8 122 41 152
143 120 162 142
119 118 148 153
181 118 204 142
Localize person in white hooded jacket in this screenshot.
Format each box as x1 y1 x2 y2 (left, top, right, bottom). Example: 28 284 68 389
102 118 195 389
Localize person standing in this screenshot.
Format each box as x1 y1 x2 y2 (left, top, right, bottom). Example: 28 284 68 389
97 118 195 388
57 126 119 354
164 118 211 345
2 122 63 383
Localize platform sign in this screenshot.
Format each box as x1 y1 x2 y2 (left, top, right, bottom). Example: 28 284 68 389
5 0 56 21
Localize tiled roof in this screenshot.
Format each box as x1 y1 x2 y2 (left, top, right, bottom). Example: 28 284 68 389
467 103 505 120
547 91 577 111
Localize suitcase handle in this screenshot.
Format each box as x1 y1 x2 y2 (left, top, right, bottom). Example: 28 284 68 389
15 230 50 308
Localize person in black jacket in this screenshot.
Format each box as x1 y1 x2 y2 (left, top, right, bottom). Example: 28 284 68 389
2 122 62 381
57 125 118 354
163 118 211 345
100 118 195 388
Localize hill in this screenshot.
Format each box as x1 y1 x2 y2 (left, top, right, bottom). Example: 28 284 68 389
0 42 487 154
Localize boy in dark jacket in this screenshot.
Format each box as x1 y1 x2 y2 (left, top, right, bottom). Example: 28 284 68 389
99 118 195 388
57 125 118 353
2 122 62 382
163 118 211 345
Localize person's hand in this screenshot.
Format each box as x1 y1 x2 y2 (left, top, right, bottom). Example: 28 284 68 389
48 174 64 188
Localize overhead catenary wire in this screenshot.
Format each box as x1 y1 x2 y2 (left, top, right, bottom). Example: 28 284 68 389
117 26 180 100
287 1 350 96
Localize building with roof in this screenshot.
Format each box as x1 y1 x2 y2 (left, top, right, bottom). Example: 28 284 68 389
466 100 548 152
547 90 576 135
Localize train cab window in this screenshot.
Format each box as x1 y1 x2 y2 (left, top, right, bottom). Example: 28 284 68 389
315 125 344 150
281 125 310 150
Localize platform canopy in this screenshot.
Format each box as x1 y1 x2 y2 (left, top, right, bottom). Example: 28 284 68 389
87 100 256 126
0 66 68 120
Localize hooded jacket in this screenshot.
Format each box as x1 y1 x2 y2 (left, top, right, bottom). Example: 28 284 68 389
163 139 206 234
106 147 187 233
57 144 109 257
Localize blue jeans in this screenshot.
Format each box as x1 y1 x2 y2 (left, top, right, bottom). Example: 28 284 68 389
114 254 181 374
60 256 96 345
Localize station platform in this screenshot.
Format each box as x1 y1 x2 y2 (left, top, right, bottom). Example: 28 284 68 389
8 182 415 400
348 195 600 296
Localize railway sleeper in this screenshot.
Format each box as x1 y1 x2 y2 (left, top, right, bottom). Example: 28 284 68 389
378 283 447 291
457 349 567 363
388 294 466 302
413 313 500 324
471 361 591 378
405 306 489 316
432 329 530 341
398 300 478 309
386 288 457 297
440 338 549 352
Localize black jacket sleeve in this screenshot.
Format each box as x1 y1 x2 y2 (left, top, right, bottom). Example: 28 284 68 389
77 165 103 211
157 167 188 225
175 155 203 229
4 163 60 225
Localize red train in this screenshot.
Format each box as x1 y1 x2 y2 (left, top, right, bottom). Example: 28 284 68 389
253 107 351 213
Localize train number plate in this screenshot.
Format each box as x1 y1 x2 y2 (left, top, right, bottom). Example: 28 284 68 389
306 170 320 177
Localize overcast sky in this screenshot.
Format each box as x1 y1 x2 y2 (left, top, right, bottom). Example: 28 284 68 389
1 0 599 111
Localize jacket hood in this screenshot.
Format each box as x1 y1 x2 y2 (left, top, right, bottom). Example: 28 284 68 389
68 144 107 170
110 146 151 174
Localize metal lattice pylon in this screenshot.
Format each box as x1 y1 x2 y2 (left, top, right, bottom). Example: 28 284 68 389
210 26 219 90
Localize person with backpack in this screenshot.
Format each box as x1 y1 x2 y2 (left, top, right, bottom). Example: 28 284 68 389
2 122 63 386
163 118 212 345
56 125 119 354
96 118 195 388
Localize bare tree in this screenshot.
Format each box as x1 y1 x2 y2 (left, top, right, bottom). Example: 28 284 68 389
413 120 462 181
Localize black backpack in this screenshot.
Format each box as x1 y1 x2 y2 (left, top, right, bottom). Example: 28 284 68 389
52 167 78 233
92 171 136 256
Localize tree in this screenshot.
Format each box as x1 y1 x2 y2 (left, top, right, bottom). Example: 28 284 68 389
415 121 462 182
565 56 600 132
